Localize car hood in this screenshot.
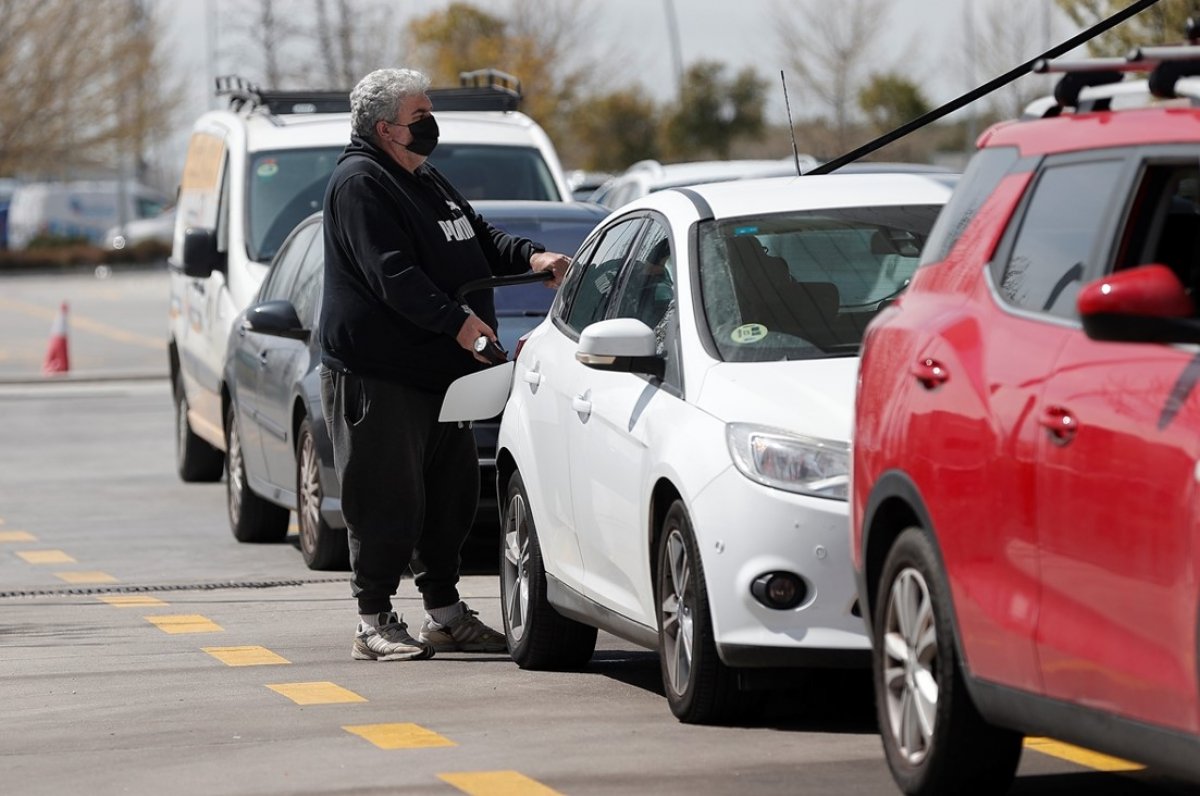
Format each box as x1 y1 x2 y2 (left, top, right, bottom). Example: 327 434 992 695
693 357 859 443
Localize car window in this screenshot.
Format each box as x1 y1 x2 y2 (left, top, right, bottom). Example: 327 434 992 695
698 206 943 362
561 218 645 334
289 226 324 328
428 144 561 201
247 146 342 263
260 222 318 302
920 146 1020 266
1114 162 1200 304
997 159 1125 319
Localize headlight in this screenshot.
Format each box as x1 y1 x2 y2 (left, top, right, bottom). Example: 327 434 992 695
726 423 849 500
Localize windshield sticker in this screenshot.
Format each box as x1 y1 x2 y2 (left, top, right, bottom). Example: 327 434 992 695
733 226 759 236
730 323 767 344
256 160 279 178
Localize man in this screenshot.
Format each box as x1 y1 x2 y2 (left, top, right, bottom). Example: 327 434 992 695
319 68 570 661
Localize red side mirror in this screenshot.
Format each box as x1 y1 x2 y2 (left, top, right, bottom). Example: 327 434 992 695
1077 264 1194 319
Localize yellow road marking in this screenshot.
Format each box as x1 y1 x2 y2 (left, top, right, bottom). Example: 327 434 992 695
0 530 36 542
17 549 76 564
55 571 117 584
0 296 162 350
342 723 456 750
203 646 290 666
1024 737 1145 772
267 682 365 705
145 614 223 634
98 595 167 607
439 771 564 796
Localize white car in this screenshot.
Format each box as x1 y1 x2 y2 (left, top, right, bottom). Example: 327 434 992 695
588 157 817 209
442 173 953 722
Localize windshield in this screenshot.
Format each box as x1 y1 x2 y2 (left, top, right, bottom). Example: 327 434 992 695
698 205 943 362
428 144 562 201
247 147 342 262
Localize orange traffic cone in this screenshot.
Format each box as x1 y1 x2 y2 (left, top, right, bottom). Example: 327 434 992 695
42 301 70 376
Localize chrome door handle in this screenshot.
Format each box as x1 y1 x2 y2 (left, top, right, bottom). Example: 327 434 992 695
572 391 592 422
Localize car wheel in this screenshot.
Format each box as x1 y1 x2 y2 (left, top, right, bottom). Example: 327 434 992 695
174 377 222 482
225 403 288 543
295 416 348 570
656 500 739 724
501 471 597 669
875 527 1023 795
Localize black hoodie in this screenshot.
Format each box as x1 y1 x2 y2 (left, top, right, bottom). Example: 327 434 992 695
319 135 541 392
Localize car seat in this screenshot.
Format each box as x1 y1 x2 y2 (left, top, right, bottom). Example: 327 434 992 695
727 235 841 347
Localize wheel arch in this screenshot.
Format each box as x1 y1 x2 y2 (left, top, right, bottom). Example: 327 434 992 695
861 470 940 630
496 447 518 507
648 477 682 596
291 396 308 454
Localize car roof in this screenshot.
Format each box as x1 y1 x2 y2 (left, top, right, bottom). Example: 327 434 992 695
471 199 609 222
621 173 955 219
980 105 1200 158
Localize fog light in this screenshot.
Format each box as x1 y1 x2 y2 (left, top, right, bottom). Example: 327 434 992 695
751 572 806 610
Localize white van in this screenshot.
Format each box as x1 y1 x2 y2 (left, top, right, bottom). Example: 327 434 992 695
7 180 169 249
170 71 572 482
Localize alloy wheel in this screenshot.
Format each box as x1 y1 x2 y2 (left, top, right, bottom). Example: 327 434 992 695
227 419 243 524
883 566 939 765
660 527 695 695
502 490 531 643
298 431 321 557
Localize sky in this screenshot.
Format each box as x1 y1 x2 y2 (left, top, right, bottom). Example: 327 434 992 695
154 0 1071 182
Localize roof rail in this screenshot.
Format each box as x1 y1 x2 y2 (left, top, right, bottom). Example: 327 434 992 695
214 67 524 117
1030 40 1200 117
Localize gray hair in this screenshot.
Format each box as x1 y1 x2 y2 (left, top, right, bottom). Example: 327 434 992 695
349 68 432 139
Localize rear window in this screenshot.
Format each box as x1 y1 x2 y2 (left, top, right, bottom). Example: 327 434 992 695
698 206 943 362
429 144 562 202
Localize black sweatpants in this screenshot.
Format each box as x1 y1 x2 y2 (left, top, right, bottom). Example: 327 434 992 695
320 366 479 615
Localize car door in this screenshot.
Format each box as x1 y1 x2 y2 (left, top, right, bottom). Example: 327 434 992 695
523 216 646 587
1036 154 1200 732
232 221 317 486
259 221 324 488
567 217 683 623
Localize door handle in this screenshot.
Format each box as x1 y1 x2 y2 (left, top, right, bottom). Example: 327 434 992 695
1039 406 1078 446
911 358 949 390
522 367 543 393
572 390 592 422
259 350 269 367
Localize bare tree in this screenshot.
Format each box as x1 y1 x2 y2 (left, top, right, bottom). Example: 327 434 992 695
773 0 889 151
0 0 178 181
965 0 1057 121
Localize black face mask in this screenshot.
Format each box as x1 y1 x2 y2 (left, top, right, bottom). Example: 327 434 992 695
399 115 439 157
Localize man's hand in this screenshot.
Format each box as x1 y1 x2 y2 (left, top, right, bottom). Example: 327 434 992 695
456 314 499 364
531 251 571 288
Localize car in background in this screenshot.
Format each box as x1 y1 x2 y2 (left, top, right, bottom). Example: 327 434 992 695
588 157 818 209
222 201 606 570
852 48 1200 794
0 178 20 249
441 173 952 723
566 169 614 202
102 207 176 251
7 180 169 248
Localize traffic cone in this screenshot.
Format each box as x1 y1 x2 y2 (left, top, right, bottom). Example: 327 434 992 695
42 301 70 376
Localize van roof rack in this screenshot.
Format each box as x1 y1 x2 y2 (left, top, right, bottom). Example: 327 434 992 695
215 69 522 117
1030 40 1200 117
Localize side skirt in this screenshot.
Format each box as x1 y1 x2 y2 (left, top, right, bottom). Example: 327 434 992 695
545 573 658 649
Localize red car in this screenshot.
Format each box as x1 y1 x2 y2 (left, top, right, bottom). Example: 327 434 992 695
852 48 1200 794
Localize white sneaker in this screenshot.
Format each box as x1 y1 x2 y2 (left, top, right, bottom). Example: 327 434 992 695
352 612 435 661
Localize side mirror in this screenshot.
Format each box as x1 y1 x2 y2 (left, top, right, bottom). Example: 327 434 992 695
575 318 664 380
1078 263 1200 344
181 227 226 278
243 300 308 340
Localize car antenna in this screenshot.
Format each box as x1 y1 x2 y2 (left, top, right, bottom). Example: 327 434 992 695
781 70 804 176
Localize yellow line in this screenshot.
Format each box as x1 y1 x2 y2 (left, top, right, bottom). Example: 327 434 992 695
439 771 564 796
203 646 290 667
267 682 365 705
342 723 456 750
0 530 37 542
97 595 167 607
0 296 162 350
145 614 223 634
1024 737 1145 772
17 549 76 564
55 570 117 584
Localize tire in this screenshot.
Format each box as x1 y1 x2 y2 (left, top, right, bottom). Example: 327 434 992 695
174 377 222 483
296 416 348 571
500 471 597 669
225 402 289 543
656 500 739 724
874 527 1023 795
